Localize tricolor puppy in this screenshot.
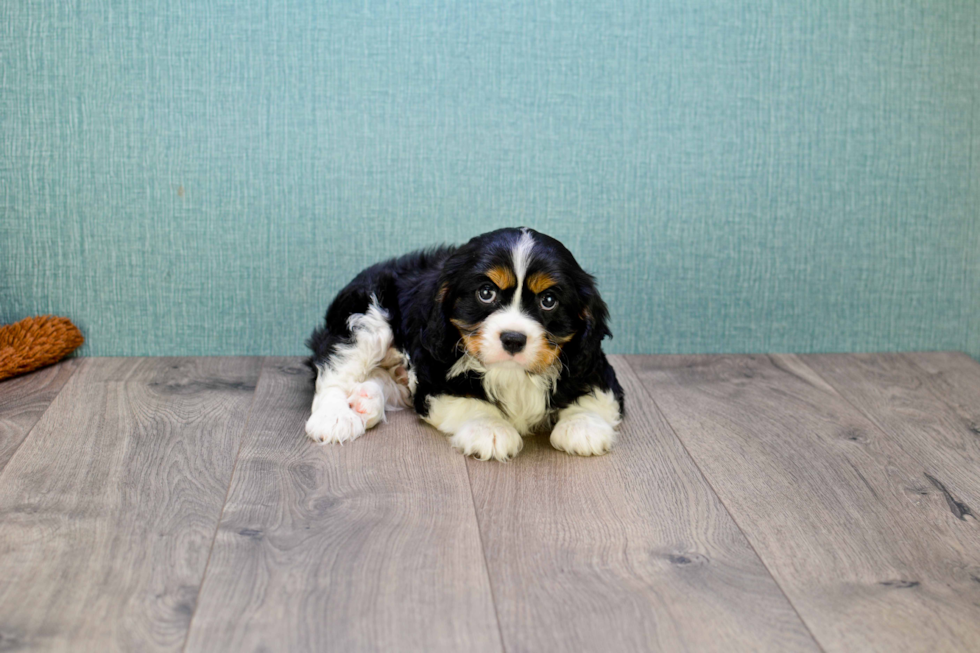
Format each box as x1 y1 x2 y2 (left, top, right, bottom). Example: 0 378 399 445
305 227 624 461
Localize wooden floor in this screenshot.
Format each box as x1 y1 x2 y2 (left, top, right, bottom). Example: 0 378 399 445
1 354 980 652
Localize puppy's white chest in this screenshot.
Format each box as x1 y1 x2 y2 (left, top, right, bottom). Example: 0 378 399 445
480 365 553 435
447 354 559 435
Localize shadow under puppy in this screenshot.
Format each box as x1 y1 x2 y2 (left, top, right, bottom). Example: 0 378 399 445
306 227 624 461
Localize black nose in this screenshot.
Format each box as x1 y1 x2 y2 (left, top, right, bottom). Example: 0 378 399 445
500 331 527 354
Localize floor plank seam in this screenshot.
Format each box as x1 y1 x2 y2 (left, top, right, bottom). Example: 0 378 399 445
180 357 267 653
621 356 829 653
463 459 509 653
0 359 84 481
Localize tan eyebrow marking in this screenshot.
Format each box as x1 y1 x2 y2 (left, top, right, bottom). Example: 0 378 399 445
528 272 557 295
486 266 516 290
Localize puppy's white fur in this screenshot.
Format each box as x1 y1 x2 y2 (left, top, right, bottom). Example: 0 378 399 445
447 354 558 436
510 228 535 299
424 395 524 461
305 299 413 444
475 306 547 367
550 388 621 456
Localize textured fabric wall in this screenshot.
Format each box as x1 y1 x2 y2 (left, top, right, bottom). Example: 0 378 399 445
2 1 978 357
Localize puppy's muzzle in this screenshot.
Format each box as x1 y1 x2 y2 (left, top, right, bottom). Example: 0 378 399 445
500 331 527 354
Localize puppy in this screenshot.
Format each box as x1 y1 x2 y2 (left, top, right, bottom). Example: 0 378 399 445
305 227 624 461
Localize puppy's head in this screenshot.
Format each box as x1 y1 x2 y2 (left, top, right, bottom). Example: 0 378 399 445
426 228 610 376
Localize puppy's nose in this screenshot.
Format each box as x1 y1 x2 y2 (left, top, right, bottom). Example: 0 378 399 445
500 331 527 354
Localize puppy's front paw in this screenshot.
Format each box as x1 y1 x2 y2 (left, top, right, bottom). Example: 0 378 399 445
550 412 616 456
450 418 523 462
305 406 366 444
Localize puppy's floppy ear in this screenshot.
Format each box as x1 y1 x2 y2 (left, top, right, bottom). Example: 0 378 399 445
422 281 455 363
568 272 612 375
421 247 470 364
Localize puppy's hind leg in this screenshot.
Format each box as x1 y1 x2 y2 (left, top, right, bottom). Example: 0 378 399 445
306 386 366 445
347 347 415 428
346 376 386 429
305 298 396 444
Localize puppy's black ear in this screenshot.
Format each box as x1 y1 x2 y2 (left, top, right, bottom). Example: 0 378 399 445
569 273 612 376
421 248 470 364
421 281 455 364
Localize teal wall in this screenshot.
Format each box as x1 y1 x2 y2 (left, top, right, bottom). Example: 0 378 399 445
2 1 978 357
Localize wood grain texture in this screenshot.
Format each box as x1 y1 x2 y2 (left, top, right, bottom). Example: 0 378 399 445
628 354 980 653
0 359 79 473
903 352 980 434
184 357 503 653
464 356 820 652
0 357 261 652
802 353 980 510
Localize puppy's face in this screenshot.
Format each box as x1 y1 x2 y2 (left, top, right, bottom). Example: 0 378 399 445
441 229 591 374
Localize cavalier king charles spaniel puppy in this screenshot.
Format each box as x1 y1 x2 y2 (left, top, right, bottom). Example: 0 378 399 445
305 227 624 461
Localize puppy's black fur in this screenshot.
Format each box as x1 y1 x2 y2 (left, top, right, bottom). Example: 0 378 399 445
307 228 623 424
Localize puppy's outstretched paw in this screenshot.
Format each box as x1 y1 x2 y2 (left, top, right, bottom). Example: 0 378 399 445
450 418 524 462
550 412 616 456
305 406 366 444
347 381 385 429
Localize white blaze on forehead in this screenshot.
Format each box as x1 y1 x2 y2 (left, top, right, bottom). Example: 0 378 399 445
509 229 535 310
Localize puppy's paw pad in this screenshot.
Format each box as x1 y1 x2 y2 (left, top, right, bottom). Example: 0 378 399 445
347 382 385 429
451 419 523 462
550 413 616 456
305 407 366 444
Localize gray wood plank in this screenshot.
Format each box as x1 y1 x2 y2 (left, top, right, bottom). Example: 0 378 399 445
0 359 79 474
628 354 980 652
464 356 820 653
0 356 262 653
903 352 980 433
802 353 980 510
184 357 503 653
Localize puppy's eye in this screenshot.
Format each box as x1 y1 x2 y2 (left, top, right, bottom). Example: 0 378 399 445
477 285 497 304
539 292 558 311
